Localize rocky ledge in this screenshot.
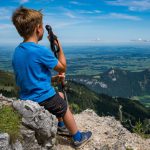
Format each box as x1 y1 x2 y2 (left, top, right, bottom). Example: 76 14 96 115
0 94 150 150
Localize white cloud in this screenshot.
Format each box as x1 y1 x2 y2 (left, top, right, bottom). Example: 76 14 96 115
92 37 102 42
64 12 76 18
79 10 102 14
0 7 15 20
94 10 102 13
70 1 82 5
20 0 29 4
131 38 150 42
107 0 150 11
0 24 14 29
55 7 79 19
54 21 84 28
95 12 141 21
110 13 141 20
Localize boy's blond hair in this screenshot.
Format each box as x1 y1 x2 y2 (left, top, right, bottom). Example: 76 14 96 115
12 7 43 39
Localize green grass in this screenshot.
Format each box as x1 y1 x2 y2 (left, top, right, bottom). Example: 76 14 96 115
132 95 150 107
0 105 21 143
132 119 150 139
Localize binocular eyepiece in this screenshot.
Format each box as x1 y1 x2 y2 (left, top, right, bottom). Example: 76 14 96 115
45 25 58 41
45 25 52 34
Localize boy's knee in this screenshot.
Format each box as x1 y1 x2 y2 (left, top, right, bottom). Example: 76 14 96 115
58 92 64 99
56 101 68 118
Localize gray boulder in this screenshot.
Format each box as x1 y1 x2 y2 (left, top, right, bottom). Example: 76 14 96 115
0 133 11 150
13 100 58 147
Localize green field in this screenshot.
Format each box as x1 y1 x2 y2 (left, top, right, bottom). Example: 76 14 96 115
131 95 150 108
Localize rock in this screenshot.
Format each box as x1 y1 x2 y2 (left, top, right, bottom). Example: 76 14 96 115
20 126 41 150
0 133 11 150
0 94 13 106
98 145 110 150
0 95 58 150
13 100 58 147
11 140 23 150
56 109 150 150
112 140 126 150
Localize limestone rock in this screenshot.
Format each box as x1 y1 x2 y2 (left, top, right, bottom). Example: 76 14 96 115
0 133 11 150
0 94 13 107
20 126 41 150
11 140 23 150
13 100 58 146
0 95 58 149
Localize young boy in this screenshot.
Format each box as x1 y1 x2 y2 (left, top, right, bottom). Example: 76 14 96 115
11 7 92 148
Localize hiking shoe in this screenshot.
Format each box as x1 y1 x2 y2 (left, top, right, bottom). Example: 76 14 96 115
57 126 71 136
73 131 92 149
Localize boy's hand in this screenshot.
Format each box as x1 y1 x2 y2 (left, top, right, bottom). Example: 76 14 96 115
47 35 59 46
52 73 65 83
56 73 65 83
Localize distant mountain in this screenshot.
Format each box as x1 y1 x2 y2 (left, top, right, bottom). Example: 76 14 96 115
68 68 150 98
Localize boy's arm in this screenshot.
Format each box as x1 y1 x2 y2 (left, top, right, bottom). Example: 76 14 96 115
53 40 66 73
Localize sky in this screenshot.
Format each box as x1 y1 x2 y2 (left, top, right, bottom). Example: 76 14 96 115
0 0 150 45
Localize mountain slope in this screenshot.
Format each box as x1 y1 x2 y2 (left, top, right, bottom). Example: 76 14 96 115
66 81 150 133
68 68 150 106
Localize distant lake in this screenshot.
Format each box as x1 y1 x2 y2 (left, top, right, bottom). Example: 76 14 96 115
0 44 150 75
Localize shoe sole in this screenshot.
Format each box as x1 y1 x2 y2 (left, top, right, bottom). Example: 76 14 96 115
57 131 72 137
73 135 92 149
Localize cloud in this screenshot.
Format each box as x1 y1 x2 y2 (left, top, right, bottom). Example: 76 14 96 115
109 13 141 20
70 1 83 5
79 10 102 14
20 0 29 4
56 7 78 19
107 0 150 11
0 24 14 29
95 12 141 21
64 12 77 18
54 21 85 28
0 7 15 20
92 37 102 42
131 38 150 42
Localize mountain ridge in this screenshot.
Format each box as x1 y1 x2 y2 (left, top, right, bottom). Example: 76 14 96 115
68 67 150 106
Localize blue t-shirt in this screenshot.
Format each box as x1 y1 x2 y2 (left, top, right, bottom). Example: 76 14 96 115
12 42 58 103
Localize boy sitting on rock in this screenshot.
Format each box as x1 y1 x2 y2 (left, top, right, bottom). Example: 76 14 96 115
11 7 92 148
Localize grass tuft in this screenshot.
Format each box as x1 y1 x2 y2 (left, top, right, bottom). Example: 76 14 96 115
0 105 21 143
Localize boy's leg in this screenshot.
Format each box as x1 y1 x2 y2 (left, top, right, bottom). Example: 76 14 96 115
58 92 64 99
58 92 92 148
63 107 78 135
58 92 78 134
57 92 64 124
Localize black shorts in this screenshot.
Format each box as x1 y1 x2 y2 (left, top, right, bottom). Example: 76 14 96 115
39 93 67 118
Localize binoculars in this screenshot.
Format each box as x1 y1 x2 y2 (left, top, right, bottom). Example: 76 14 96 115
45 25 60 57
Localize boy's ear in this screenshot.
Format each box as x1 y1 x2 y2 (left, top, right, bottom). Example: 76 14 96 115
38 24 42 28
36 24 42 33
37 24 40 28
